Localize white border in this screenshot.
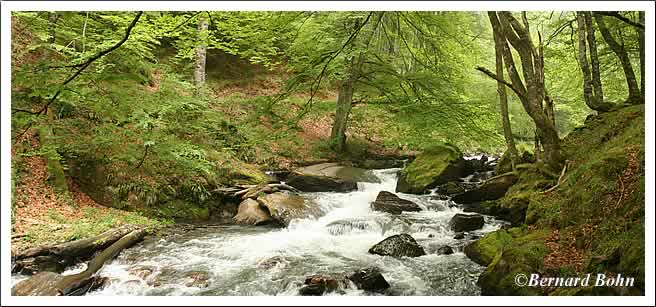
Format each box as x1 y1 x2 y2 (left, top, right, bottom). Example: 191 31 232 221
1 1 654 306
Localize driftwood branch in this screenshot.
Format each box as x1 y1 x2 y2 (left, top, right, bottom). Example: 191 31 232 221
12 227 146 296
13 225 140 274
541 161 569 194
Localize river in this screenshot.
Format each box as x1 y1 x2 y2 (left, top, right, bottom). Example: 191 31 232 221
12 168 502 295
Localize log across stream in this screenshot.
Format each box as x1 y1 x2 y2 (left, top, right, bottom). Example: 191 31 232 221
11 168 504 296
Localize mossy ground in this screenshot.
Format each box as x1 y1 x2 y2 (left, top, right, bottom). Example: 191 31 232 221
471 105 645 295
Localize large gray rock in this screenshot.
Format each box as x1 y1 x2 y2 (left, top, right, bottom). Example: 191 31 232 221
233 198 274 226
256 192 321 226
297 163 380 183
370 191 421 214
368 234 426 257
449 213 485 232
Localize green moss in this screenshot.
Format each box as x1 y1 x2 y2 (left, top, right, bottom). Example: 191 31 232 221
156 200 210 221
465 229 513 266
397 143 464 193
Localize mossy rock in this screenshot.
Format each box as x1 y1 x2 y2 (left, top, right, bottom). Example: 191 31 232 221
395 143 466 194
476 228 550 295
464 229 513 266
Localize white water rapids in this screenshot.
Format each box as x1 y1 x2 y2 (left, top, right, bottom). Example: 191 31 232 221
12 168 503 295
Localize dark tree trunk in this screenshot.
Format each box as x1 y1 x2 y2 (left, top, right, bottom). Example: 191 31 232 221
594 13 642 104
12 228 146 296
638 11 645 98
491 21 518 167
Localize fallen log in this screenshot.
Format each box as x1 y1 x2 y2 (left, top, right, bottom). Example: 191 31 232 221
12 225 140 274
12 228 146 296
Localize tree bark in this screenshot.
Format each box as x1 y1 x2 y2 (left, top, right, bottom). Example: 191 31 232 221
577 12 612 112
594 13 642 104
492 21 518 168
12 228 146 296
488 11 562 170
638 11 645 98
194 14 208 96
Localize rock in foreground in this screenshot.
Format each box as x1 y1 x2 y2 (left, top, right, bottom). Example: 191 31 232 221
256 192 321 226
370 191 421 214
346 267 390 293
368 234 426 257
449 213 485 232
233 198 275 226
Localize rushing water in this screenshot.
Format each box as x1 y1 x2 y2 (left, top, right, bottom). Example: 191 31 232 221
12 168 503 296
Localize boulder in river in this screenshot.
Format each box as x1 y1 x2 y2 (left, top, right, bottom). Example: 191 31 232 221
233 198 275 226
299 274 343 296
256 191 321 226
346 267 390 293
449 213 485 232
368 234 426 257
370 191 421 214
437 246 454 255
451 173 518 204
395 144 468 194
434 181 465 196
284 163 367 192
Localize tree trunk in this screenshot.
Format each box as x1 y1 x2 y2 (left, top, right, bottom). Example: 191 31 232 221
329 12 383 153
576 12 612 112
490 11 563 170
638 11 645 98
47 12 59 44
194 15 208 96
12 225 140 275
492 22 518 167
594 13 642 104
12 228 146 296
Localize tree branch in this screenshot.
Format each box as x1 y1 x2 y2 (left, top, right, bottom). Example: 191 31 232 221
596 11 644 30
475 66 526 100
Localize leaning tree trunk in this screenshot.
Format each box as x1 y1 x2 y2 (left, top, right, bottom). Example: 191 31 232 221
594 13 642 105
12 228 146 296
492 23 518 167
576 12 612 112
194 14 208 96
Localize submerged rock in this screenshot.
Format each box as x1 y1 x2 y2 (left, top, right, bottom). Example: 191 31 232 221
299 274 343 296
346 267 390 293
368 234 426 257
233 198 274 226
395 144 468 194
325 218 381 236
370 191 421 214
449 213 485 232
452 173 518 204
183 271 210 288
